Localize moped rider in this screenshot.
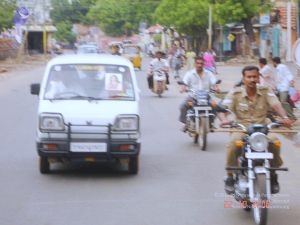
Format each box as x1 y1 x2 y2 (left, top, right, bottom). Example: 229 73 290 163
218 66 294 194
147 50 170 90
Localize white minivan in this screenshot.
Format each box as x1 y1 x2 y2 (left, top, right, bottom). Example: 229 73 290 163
30 54 141 174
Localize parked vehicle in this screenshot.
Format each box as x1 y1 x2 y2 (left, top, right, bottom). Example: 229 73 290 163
122 44 142 70
76 44 99 54
224 122 288 225
108 42 123 55
30 54 141 174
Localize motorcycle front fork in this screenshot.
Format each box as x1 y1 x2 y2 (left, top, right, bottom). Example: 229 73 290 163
247 156 272 202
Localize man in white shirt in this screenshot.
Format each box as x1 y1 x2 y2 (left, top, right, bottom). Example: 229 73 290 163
272 57 296 120
179 56 219 128
258 58 276 91
147 51 170 89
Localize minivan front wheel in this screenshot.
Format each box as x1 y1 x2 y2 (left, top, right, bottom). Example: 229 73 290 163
128 156 139 174
39 156 50 174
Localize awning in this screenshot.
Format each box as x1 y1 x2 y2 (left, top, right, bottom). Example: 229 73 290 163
22 25 57 32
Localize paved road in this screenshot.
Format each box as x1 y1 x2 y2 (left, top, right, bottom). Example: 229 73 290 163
0 56 299 225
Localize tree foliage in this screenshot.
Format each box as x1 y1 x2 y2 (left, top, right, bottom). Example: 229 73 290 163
53 22 76 44
88 0 160 36
0 0 17 32
50 0 96 42
212 0 272 44
51 0 96 25
213 0 272 25
154 0 210 51
155 0 209 34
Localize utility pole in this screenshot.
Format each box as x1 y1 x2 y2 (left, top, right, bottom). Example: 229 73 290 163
286 0 292 62
208 4 212 50
43 0 47 60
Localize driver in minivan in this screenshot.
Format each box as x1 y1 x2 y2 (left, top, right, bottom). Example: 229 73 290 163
45 67 85 99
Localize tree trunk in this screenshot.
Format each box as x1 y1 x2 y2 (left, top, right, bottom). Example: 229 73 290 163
242 17 258 57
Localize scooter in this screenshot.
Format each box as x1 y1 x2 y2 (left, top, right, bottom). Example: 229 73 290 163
152 69 167 97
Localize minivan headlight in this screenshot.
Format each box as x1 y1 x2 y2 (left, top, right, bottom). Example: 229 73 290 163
113 115 139 131
249 132 268 152
39 113 65 132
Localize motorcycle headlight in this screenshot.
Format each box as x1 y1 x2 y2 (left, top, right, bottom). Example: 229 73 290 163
39 113 65 132
249 132 268 152
113 115 139 131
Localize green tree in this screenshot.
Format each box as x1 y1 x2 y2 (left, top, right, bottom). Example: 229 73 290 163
212 0 272 54
0 0 17 32
88 0 160 36
51 0 96 24
154 0 210 52
50 0 97 42
53 22 76 44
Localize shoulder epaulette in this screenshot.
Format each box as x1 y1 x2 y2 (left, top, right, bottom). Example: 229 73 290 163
232 87 242 94
257 85 269 91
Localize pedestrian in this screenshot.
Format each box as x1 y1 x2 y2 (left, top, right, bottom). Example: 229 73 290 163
169 44 183 79
272 57 297 120
258 58 276 91
203 49 217 74
185 49 196 70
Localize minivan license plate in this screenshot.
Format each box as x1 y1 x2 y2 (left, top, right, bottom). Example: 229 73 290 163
71 143 107 152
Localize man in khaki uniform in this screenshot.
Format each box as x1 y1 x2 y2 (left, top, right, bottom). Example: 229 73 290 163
219 66 294 194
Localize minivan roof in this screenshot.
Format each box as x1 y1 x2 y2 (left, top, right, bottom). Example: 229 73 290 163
48 54 133 68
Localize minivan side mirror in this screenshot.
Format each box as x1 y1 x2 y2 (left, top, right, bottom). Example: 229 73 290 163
30 83 40 95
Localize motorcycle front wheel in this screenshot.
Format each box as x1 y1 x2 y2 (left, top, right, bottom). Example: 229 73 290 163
194 117 208 150
252 174 268 225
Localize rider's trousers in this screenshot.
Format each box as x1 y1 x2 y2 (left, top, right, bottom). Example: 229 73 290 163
226 133 283 176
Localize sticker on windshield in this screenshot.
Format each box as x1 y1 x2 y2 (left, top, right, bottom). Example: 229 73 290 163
75 65 104 71
54 65 62 71
118 67 125 73
105 73 123 91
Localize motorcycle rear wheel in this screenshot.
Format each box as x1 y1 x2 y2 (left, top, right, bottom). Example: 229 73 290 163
252 174 268 225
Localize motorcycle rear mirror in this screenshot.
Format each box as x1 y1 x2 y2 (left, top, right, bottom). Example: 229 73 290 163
177 81 185 85
216 79 222 84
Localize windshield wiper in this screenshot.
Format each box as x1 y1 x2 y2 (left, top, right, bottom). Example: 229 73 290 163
68 95 102 100
109 94 132 99
49 95 103 101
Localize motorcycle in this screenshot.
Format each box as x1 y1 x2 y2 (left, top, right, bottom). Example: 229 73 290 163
178 80 222 150
152 69 167 97
224 121 288 225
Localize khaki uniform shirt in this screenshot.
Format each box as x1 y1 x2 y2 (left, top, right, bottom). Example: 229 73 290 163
222 85 280 126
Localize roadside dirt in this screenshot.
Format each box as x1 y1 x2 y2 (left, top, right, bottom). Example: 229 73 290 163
0 54 46 78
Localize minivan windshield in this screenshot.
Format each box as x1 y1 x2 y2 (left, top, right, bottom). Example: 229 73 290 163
44 64 135 101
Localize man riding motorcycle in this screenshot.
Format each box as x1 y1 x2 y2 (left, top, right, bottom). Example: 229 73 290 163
179 56 219 131
219 66 294 194
147 50 170 90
